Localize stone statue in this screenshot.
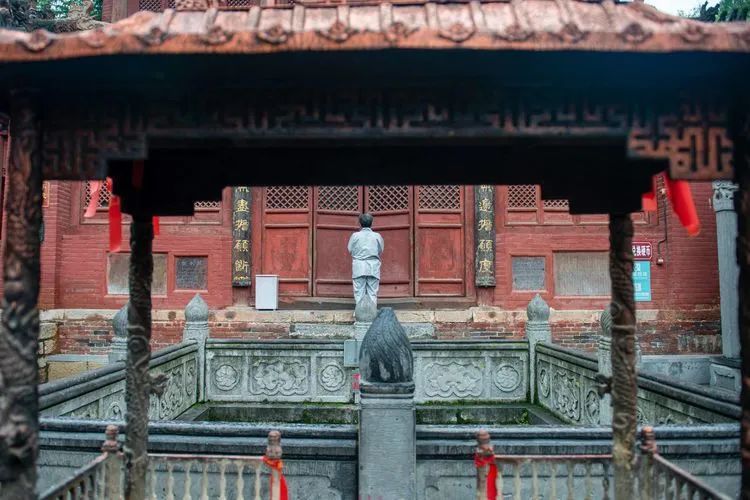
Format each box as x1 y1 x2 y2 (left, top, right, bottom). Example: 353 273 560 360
348 213 384 321
359 308 413 385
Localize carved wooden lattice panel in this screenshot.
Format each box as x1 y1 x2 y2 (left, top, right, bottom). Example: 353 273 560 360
138 0 165 11
265 186 309 210
318 186 359 212
418 185 461 210
543 199 569 211
83 181 111 209
367 186 409 212
194 201 221 210
507 185 538 209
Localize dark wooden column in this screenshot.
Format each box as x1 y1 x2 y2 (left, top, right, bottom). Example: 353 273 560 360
124 216 154 500
0 90 42 500
734 112 750 499
608 213 637 499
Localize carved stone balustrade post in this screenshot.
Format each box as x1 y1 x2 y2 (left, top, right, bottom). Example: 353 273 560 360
358 307 416 500
109 303 128 363
526 294 551 403
102 424 123 498
183 293 209 402
598 307 613 426
0 89 42 500
608 214 637 500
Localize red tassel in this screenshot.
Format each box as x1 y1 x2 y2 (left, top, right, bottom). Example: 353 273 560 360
107 178 122 253
642 173 700 236
474 454 498 500
263 457 289 500
665 177 700 236
152 216 160 236
84 180 103 218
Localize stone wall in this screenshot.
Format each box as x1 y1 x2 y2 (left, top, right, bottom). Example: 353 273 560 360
45 306 721 356
205 339 528 404
535 343 739 426
39 342 199 421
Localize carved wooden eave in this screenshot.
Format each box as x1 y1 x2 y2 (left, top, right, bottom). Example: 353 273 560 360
0 1 748 60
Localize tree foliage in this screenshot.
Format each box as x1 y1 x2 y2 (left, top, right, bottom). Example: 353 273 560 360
34 0 102 20
682 0 750 21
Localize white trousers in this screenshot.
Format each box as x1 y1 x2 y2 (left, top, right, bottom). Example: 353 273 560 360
353 276 380 306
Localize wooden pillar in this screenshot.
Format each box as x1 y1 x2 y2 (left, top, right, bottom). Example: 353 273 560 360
734 112 750 499
124 216 154 500
0 90 42 500
608 213 637 500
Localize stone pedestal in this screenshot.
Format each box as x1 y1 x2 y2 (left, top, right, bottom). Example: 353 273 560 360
359 383 416 500
358 307 416 500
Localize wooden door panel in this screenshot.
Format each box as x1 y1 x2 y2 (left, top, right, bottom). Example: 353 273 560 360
261 187 312 296
314 186 362 297
415 185 466 296
366 186 412 297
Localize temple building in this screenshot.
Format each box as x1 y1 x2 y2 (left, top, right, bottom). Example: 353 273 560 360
0 0 725 379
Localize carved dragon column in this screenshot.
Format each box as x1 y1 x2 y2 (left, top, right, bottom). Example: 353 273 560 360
0 90 42 500
733 110 750 499
608 214 637 500
124 216 160 500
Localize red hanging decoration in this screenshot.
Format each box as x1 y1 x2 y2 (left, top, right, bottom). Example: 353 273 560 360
474 453 498 500
262 457 289 500
642 173 700 236
107 178 122 253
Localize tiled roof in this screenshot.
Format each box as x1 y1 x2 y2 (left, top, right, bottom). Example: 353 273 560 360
0 0 748 62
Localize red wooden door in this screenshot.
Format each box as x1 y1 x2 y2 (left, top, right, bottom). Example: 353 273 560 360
415 185 466 296
313 186 363 297
260 186 313 296
364 186 413 297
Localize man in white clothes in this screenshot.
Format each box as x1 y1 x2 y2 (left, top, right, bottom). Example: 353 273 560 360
348 213 384 309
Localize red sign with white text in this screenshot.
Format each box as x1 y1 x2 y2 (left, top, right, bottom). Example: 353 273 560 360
632 242 652 261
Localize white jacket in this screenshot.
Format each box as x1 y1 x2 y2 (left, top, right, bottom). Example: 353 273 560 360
348 228 384 279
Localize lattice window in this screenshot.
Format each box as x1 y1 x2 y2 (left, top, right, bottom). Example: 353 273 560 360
543 199 569 211
194 201 221 211
367 186 409 212
265 186 309 210
83 181 111 210
507 185 538 209
418 185 461 210
222 0 254 6
318 186 359 212
138 0 164 11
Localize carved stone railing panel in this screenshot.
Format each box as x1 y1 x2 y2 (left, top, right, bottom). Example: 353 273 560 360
535 343 738 426
39 342 199 421
206 340 529 404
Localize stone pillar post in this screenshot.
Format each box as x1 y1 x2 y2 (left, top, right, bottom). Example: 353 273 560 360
526 294 550 403
109 303 128 363
183 293 209 402
358 308 416 500
124 217 155 500
608 214 637 500
713 181 740 358
0 89 42 500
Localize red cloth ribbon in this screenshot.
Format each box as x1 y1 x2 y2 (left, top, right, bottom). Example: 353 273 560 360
474 453 498 500
262 457 288 500
642 173 700 236
107 178 122 253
